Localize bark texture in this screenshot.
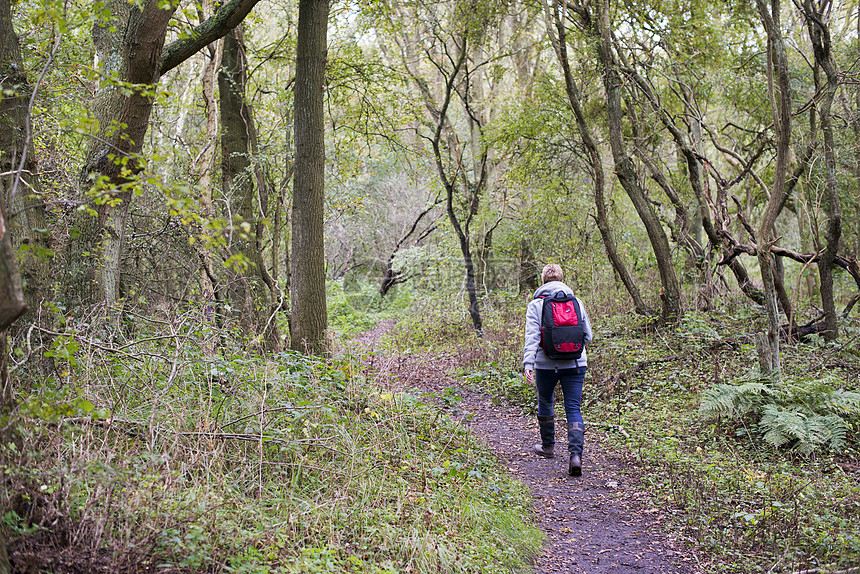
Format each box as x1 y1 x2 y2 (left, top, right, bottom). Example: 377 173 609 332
68 0 178 306
219 27 281 352
196 34 224 347
755 0 793 376
0 208 25 332
430 38 485 336
66 0 265 308
290 0 329 354
0 0 50 311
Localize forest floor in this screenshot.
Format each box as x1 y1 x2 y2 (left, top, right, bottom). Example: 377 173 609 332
353 322 702 574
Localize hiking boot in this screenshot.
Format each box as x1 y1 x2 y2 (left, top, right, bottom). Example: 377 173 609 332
535 415 555 458
533 443 555 458
567 422 585 477
568 454 582 476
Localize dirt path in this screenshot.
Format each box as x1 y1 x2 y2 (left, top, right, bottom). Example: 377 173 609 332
353 324 701 573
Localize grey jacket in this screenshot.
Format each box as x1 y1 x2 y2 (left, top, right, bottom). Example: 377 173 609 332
523 281 593 371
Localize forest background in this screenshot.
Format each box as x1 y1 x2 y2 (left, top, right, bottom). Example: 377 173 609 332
0 0 859 571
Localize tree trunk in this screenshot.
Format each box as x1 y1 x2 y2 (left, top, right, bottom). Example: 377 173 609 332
290 0 329 355
592 0 681 323
0 210 20 571
545 1 653 317
379 198 439 296
0 205 26 333
0 196 26 508
518 239 538 294
428 38 485 336
755 0 793 376
622 62 765 307
68 0 177 308
445 188 484 335
0 12 29 571
802 0 842 341
219 27 281 352
855 6 860 261
0 0 51 313
65 0 266 309
195 31 224 353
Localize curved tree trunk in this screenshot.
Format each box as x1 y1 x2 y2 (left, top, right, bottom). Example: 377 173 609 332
0 197 26 574
802 0 842 341
755 0 793 376
65 0 265 309
68 0 177 308
545 0 652 317
592 0 681 323
445 186 484 335
290 0 329 355
427 37 485 336
624 67 766 307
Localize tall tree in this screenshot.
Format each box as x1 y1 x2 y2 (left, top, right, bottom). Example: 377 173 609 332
590 0 682 323
290 0 330 354
544 0 653 317
373 0 515 336
194 29 224 345
0 0 51 312
432 33 487 335
754 0 793 375
219 26 282 351
800 0 842 341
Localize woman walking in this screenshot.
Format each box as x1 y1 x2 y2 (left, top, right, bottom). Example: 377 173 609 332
523 264 593 476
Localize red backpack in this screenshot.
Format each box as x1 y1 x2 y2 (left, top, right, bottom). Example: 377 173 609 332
539 291 586 360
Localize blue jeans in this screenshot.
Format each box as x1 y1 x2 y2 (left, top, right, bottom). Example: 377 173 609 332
535 367 587 425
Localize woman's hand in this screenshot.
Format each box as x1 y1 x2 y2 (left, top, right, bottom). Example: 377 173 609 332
525 369 534 385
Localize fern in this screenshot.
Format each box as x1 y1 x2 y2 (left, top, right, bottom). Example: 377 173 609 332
701 375 858 455
700 380 775 419
820 389 860 416
820 415 849 453
699 384 740 417
760 405 808 452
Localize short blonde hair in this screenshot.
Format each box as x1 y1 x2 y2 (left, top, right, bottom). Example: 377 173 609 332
541 264 563 284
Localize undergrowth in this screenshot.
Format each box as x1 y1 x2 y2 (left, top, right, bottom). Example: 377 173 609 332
5 282 859 574
1 304 540 573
